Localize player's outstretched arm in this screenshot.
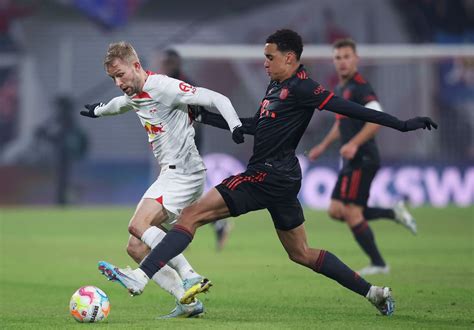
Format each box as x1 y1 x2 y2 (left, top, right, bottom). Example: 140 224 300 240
80 97 132 118
323 96 438 132
189 105 257 135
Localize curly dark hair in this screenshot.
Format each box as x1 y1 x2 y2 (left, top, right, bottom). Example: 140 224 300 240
266 29 303 60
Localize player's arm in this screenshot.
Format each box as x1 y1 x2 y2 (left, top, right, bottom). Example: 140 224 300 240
80 96 132 118
308 120 340 161
323 96 437 131
339 101 382 160
299 79 437 131
189 105 258 135
157 76 245 143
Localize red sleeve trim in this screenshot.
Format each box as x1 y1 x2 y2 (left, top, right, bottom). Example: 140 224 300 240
318 92 334 110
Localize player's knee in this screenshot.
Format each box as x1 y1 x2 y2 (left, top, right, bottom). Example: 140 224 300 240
127 223 144 239
180 205 204 227
343 207 361 221
287 251 308 266
328 206 344 221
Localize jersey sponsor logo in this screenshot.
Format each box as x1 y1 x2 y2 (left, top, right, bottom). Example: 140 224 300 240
144 122 165 138
279 87 289 100
179 82 196 94
259 99 277 119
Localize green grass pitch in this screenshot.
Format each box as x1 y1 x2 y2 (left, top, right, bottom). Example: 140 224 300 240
1 206 473 329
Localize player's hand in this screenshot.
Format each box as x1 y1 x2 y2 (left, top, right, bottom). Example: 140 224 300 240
401 117 438 132
80 103 102 118
232 126 245 144
307 144 326 161
188 105 206 123
340 142 358 160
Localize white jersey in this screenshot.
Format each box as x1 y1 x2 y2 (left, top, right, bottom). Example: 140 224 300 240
94 71 242 174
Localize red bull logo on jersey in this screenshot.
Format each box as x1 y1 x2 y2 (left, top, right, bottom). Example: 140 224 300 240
144 122 165 139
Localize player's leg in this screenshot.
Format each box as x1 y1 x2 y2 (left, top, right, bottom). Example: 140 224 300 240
212 219 233 251
344 203 389 275
118 188 227 298
125 235 183 297
273 215 394 316
328 172 348 222
328 199 345 222
363 202 417 234
101 188 228 296
122 234 204 317
136 170 207 282
128 198 203 281
340 166 389 275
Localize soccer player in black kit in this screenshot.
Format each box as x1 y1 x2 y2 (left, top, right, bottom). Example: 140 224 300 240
308 39 417 276
99 29 437 317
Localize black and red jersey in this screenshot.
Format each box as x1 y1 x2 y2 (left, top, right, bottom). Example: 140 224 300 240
245 65 334 178
334 72 381 168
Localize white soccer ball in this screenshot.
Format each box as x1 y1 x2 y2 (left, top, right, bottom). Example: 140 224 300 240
69 286 110 323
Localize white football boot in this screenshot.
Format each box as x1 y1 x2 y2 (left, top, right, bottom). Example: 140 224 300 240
157 299 204 319
393 200 417 235
357 264 390 276
366 286 395 316
98 261 148 296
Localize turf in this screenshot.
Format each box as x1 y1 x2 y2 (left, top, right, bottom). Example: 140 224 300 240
1 206 473 329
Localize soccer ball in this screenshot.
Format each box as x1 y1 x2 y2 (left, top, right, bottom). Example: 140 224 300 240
69 286 110 323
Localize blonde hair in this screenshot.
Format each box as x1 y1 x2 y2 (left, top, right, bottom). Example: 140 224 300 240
104 41 140 67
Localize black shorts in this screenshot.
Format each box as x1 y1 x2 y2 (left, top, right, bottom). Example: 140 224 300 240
215 166 304 231
331 165 379 206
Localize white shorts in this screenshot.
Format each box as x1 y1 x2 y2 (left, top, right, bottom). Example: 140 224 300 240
142 168 206 226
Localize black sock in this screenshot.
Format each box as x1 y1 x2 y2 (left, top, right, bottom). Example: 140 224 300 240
363 207 395 221
140 225 193 279
313 250 371 296
351 221 385 266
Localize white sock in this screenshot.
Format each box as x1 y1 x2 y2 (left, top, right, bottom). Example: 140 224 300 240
151 265 185 301
141 226 201 280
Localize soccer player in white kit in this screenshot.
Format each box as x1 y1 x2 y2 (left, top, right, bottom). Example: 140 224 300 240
80 41 243 318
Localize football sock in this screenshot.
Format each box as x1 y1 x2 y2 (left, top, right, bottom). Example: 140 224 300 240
351 221 386 266
140 225 193 279
151 265 185 301
141 226 166 247
313 250 371 296
363 207 395 221
141 226 200 280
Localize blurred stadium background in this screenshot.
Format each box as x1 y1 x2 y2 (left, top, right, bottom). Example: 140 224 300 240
0 0 472 208
0 1 473 328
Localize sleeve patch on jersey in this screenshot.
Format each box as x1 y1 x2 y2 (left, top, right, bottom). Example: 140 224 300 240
179 82 196 93
132 91 152 99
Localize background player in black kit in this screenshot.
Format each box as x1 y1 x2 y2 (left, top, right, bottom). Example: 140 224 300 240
308 39 418 276
99 29 437 316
